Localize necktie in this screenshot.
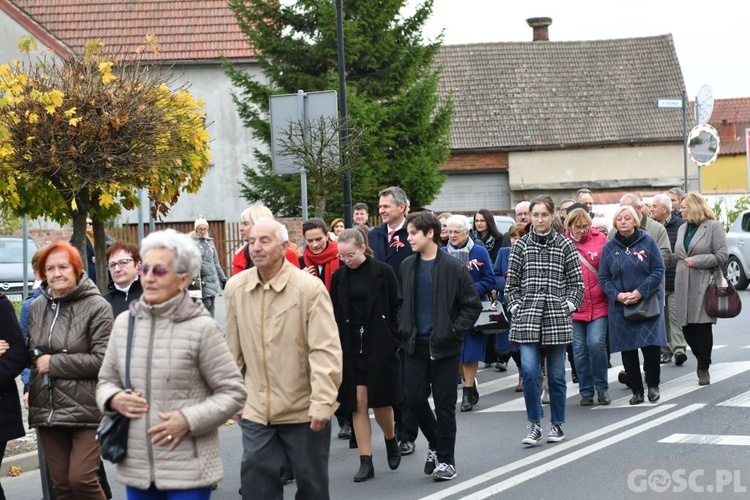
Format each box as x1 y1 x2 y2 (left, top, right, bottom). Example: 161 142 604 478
389 230 396 243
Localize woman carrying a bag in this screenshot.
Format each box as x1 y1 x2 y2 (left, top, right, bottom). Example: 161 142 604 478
564 208 610 406
599 205 666 405
674 193 728 386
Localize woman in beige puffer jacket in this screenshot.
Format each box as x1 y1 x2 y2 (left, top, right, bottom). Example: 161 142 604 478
97 229 246 497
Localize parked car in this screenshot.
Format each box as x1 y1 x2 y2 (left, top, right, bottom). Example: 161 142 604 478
494 215 516 234
726 210 750 290
0 236 39 302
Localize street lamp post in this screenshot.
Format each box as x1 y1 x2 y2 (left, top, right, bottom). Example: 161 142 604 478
335 0 353 227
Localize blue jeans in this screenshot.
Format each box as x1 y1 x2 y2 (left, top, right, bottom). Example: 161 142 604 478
126 485 212 500
519 343 567 425
572 318 609 397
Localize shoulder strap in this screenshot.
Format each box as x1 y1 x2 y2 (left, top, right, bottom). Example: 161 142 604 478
124 314 135 393
577 250 598 277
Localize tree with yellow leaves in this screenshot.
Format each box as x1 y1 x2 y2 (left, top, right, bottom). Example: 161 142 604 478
0 36 211 289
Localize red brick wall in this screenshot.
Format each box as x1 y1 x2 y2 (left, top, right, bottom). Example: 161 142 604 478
441 151 509 172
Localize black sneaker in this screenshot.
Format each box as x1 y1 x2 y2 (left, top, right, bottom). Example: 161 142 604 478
399 440 415 456
423 449 438 475
432 463 457 481
546 424 565 443
579 395 594 406
660 353 672 364
675 351 688 366
522 422 542 446
337 423 352 439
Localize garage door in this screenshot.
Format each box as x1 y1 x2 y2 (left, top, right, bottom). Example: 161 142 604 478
425 172 511 212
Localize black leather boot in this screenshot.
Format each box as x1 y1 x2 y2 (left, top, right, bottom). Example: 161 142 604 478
460 386 473 412
385 436 401 470
354 455 374 482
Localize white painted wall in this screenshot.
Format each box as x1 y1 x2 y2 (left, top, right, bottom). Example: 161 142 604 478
119 63 266 225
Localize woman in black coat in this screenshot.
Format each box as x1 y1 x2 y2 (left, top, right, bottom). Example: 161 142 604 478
0 293 28 499
330 228 403 483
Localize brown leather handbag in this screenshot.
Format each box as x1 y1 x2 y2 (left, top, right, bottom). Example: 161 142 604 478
704 269 742 319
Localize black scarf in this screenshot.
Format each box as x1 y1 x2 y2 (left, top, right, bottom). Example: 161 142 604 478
615 230 639 248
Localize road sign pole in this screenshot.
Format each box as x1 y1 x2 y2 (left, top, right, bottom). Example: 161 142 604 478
682 89 688 191
298 90 309 222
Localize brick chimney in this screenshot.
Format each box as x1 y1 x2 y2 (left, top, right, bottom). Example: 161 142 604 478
527 17 552 41
718 119 737 143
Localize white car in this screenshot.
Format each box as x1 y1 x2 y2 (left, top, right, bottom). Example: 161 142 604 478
726 210 750 290
493 215 516 234
0 236 39 302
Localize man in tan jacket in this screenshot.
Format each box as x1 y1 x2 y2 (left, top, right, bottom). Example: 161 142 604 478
225 218 342 500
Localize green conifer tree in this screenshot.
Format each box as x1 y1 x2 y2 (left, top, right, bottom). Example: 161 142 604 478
226 0 452 218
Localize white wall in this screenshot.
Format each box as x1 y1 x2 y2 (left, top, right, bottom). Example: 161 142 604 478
119 63 266 225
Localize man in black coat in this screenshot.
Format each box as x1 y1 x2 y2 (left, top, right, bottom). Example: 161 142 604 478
399 212 482 482
368 186 419 456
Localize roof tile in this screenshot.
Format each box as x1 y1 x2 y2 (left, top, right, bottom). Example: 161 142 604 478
435 35 686 150
11 0 255 61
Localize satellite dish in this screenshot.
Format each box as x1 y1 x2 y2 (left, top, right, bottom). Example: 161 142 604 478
695 84 714 125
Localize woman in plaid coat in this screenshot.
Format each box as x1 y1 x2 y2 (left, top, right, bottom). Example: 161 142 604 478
505 196 584 447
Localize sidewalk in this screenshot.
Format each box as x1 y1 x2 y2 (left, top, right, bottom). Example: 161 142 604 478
1 295 227 477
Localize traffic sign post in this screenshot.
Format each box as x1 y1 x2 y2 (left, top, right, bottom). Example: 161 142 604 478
656 92 689 191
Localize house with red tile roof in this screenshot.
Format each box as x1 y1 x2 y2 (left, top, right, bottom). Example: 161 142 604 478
0 0 262 226
701 98 750 193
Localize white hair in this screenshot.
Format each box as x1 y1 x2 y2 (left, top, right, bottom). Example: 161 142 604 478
652 193 672 209
620 193 642 208
141 229 201 277
445 214 471 232
255 217 289 243
515 201 530 213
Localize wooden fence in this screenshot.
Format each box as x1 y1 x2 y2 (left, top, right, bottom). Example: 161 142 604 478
108 218 303 277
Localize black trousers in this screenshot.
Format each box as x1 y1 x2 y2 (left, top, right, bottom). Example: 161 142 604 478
405 340 460 466
240 420 331 500
683 323 713 370
395 348 419 442
621 345 661 394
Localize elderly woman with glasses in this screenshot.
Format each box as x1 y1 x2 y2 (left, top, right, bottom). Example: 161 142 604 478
97 229 246 500
27 241 114 499
330 228 403 482
444 215 495 412
565 208 610 406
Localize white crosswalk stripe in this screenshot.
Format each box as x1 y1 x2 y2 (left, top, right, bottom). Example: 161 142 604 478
658 433 750 446
717 390 750 407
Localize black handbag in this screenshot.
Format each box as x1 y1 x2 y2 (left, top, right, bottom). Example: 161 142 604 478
474 300 510 334
704 268 742 318
623 294 660 322
97 314 134 463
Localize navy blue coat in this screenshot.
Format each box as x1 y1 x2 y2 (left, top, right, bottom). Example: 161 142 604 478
599 230 667 352
369 223 413 282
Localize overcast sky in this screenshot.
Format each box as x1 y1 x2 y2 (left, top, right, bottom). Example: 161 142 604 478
407 0 748 101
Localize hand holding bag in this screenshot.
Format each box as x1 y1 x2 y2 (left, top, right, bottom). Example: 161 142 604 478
623 294 660 322
97 314 134 463
704 268 742 318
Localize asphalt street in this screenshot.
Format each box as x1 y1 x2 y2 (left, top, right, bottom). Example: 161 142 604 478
4 292 750 499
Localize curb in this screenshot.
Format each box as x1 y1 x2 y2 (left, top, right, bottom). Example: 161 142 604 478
1 450 40 476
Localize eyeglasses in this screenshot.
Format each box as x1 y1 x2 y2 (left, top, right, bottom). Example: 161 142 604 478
107 258 134 270
196 227 209 232
573 225 590 232
446 230 466 236
86 222 93 226
139 265 172 277
337 251 361 260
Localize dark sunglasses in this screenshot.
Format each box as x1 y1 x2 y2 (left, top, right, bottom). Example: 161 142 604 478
138 265 172 277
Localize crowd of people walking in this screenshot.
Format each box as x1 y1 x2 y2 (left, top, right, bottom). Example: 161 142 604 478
0 185 736 499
